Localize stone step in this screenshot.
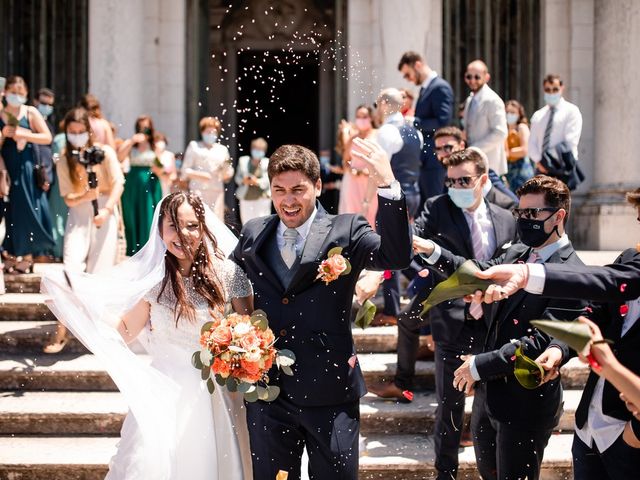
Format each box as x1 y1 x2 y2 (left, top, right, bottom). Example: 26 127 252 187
4 272 43 294
0 433 574 480
0 321 426 355
0 352 590 392
0 389 582 436
0 294 53 321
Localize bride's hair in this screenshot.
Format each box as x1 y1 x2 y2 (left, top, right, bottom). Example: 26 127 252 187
158 192 226 324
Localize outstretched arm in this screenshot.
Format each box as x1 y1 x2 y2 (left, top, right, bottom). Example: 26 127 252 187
118 299 151 343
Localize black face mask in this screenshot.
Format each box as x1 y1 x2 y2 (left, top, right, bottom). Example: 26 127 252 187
516 215 559 248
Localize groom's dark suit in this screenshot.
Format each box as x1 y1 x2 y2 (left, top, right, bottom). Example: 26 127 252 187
232 195 411 480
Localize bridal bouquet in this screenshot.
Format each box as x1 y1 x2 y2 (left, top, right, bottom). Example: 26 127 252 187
192 310 295 402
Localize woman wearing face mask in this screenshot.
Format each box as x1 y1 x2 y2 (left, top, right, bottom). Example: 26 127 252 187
234 137 271 224
44 107 124 353
0 76 54 273
118 114 164 255
181 116 233 220
337 105 378 227
504 100 534 192
154 132 177 196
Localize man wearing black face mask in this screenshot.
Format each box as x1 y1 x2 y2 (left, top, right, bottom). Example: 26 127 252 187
414 175 588 480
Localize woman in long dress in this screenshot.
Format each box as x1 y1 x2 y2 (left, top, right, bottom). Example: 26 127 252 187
42 191 252 479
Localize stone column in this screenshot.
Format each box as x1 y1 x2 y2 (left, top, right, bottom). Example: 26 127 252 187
572 0 640 249
347 0 442 116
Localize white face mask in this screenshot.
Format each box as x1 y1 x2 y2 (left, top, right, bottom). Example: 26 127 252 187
202 133 218 145
156 141 166 151
67 132 90 149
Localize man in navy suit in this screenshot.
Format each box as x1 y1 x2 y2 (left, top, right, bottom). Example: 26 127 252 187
398 51 454 213
232 141 412 480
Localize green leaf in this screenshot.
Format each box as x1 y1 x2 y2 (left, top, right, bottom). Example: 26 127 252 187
237 381 254 394
355 299 376 329
281 365 294 376
215 374 227 386
277 349 296 367
226 376 238 392
342 259 352 276
327 246 343 257
251 310 269 331
264 385 281 402
257 385 269 401
206 378 215 394
513 345 544 390
199 348 214 367
420 260 493 317
191 351 204 369
244 389 259 403
530 319 594 354
200 321 214 335
201 365 210 381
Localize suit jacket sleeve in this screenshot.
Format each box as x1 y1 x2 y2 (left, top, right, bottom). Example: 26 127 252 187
351 195 412 271
472 97 508 153
475 297 588 380
542 250 640 302
414 83 454 134
416 242 508 276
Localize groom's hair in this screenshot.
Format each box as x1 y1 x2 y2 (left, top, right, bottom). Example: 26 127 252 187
268 144 321 183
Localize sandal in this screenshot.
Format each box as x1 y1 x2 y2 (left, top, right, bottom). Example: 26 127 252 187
2 252 16 274
43 337 68 354
13 255 34 274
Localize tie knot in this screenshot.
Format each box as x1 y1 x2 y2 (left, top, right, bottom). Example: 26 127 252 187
283 228 298 242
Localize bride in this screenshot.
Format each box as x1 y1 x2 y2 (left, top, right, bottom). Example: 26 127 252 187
42 192 253 479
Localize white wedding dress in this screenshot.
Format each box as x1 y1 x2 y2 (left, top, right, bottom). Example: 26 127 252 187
106 258 253 479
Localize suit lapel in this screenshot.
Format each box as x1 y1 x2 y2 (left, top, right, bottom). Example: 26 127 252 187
419 77 438 103
487 202 512 256
448 199 474 257
250 216 283 291
285 207 333 295
494 247 533 326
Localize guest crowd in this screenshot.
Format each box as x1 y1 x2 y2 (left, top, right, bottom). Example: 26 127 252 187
2 47 640 480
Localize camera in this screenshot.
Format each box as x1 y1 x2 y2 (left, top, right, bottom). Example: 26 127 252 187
72 145 105 167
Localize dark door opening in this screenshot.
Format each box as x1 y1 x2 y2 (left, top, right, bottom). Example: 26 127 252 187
236 50 320 157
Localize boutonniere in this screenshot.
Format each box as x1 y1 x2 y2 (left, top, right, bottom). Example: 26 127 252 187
316 247 351 285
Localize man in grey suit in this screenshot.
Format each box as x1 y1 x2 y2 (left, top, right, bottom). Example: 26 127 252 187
463 60 508 178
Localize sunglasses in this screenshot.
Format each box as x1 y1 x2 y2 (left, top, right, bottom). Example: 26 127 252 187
444 175 480 188
465 73 482 81
435 144 456 154
544 86 561 93
511 207 559 219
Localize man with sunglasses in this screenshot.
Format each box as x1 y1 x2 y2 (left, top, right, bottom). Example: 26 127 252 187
434 127 517 210
368 148 517 479
462 60 508 178
414 175 587 480
529 74 583 177
397 51 454 213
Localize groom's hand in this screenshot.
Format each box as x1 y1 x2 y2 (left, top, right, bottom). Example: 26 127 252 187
350 137 395 187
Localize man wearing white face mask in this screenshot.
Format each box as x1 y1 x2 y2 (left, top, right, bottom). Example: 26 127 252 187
234 137 271 224
529 74 583 175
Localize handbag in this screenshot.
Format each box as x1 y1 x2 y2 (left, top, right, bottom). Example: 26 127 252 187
0 155 10 197
26 108 52 191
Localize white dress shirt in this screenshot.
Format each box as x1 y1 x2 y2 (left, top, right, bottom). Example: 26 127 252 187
377 112 424 158
575 301 639 452
528 98 583 164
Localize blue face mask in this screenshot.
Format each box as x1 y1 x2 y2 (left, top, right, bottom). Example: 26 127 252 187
37 104 53 118
506 112 519 125
448 186 477 209
251 149 265 159
6 93 26 107
202 133 218 145
544 92 561 107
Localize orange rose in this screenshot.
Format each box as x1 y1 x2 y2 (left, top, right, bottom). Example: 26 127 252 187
326 254 348 275
241 359 261 376
211 325 232 346
239 332 261 352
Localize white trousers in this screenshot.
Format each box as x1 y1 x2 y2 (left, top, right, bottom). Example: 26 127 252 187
63 196 119 274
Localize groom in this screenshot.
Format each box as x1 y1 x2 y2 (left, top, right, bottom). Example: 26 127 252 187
232 141 412 479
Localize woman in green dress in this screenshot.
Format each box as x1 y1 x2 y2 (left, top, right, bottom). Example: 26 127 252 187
117 115 163 256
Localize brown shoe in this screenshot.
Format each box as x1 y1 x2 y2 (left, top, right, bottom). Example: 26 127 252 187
459 427 474 448
367 381 413 403
416 343 435 361
370 312 398 327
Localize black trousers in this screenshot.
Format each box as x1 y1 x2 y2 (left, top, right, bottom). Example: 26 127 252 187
246 396 359 480
471 384 553 480
572 433 640 480
395 314 485 479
